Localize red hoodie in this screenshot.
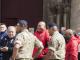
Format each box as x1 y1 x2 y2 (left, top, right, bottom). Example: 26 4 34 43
65 36 78 60
33 29 50 58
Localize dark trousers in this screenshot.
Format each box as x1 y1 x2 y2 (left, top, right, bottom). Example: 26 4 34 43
78 52 80 60
34 58 44 60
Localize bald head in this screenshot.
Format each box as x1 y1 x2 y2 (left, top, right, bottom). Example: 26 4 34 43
38 21 46 27
7 26 16 38
37 21 46 31
7 26 16 31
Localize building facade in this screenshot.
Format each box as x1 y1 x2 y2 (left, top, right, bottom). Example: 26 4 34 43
43 0 71 28
43 0 80 29
0 0 43 27
0 0 80 29
71 0 80 29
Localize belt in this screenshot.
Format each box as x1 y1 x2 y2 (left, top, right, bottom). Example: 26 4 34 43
16 58 32 60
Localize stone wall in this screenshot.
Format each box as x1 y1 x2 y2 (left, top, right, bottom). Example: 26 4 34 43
71 0 80 29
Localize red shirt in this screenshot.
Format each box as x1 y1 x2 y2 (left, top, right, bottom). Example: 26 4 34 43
33 29 50 58
65 36 78 60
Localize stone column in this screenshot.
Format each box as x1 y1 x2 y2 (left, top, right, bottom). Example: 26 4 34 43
63 7 70 27
63 8 67 27
57 13 60 26
71 0 80 29
56 5 61 26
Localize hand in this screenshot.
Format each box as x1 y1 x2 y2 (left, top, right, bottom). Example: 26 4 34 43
9 57 12 60
1 47 8 52
9 57 15 60
44 49 54 60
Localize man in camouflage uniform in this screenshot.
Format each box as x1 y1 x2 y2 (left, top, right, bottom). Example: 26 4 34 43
11 20 44 60
44 23 65 60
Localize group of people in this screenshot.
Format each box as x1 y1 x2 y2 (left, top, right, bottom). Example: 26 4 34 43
0 20 80 60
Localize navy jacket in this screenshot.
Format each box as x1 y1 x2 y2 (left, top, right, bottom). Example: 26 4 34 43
0 32 7 60
0 36 15 60
0 32 7 40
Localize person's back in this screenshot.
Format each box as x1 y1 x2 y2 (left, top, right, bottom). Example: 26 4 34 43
65 36 78 60
64 29 78 60
15 29 37 59
44 23 65 60
48 31 65 60
11 20 44 60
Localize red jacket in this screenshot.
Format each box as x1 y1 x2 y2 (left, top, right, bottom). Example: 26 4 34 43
33 29 50 58
75 35 80 44
65 36 78 60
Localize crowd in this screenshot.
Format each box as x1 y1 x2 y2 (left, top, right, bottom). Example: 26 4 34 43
0 20 80 60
